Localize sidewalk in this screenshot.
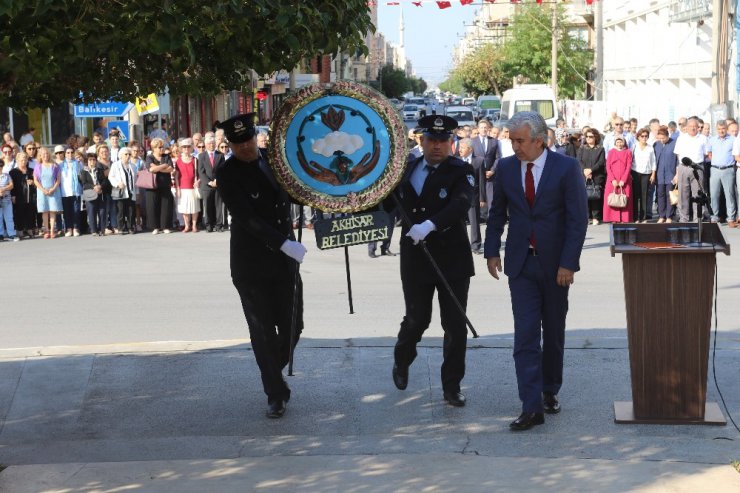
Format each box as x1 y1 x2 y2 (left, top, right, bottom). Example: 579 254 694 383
0 339 738 492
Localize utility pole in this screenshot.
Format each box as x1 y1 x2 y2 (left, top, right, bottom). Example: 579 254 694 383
710 0 729 108
551 3 558 100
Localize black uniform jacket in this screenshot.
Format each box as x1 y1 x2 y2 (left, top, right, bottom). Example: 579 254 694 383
217 154 295 282
387 155 476 283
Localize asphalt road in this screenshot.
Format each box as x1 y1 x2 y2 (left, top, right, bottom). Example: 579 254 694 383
2 222 740 350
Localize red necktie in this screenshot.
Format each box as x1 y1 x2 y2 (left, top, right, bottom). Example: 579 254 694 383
209 152 214 167
525 162 536 247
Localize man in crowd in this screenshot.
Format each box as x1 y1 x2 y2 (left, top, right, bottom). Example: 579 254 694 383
458 138 484 254
707 121 737 226
472 119 500 213
108 129 122 162
603 116 635 153
389 115 475 408
674 117 709 222
485 112 587 431
216 113 307 419
197 134 226 232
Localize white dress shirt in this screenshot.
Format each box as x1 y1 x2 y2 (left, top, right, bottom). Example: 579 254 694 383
520 149 548 193
674 133 708 164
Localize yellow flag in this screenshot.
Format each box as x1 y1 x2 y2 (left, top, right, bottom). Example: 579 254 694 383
135 94 159 116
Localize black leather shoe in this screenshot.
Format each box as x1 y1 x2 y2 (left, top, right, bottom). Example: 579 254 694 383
266 399 286 419
443 391 466 407
510 412 544 431
381 249 397 256
543 392 561 414
392 363 408 390
368 250 378 258
206 226 213 233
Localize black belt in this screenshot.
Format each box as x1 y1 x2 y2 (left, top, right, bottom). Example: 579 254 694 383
711 165 735 170
528 247 538 256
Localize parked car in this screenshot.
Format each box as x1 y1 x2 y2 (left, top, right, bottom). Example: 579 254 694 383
403 104 421 121
389 98 404 110
443 105 476 127
480 109 501 122
408 97 427 117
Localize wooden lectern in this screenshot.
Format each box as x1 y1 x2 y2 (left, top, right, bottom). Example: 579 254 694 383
610 222 729 425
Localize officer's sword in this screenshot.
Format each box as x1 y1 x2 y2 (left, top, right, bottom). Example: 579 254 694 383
391 193 479 338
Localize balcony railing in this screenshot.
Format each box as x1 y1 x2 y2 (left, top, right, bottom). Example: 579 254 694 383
669 0 713 23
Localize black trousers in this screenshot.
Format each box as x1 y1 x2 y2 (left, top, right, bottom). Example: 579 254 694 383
145 188 173 230
631 171 651 221
13 202 35 231
233 271 303 402
201 187 225 228
395 274 470 393
116 198 135 232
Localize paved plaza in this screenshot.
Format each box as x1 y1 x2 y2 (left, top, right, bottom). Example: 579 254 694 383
0 224 738 491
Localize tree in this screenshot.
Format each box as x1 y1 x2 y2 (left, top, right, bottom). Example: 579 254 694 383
0 0 374 109
438 72 465 95
378 64 409 99
454 43 510 96
408 76 427 95
501 4 592 99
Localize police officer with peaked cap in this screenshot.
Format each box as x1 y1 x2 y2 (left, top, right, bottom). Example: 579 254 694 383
216 113 307 419
386 114 476 407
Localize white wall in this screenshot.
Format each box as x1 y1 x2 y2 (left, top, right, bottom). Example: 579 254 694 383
601 0 729 126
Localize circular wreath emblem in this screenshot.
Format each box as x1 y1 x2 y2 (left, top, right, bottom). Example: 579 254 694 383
269 81 408 213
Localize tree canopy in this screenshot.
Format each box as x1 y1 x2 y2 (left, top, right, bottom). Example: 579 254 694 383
0 0 374 109
441 4 592 99
373 64 427 99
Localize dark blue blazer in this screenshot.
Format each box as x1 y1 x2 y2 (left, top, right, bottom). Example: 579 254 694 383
654 138 678 185
471 136 501 174
484 150 588 278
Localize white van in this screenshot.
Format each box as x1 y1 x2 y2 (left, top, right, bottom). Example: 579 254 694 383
500 85 558 126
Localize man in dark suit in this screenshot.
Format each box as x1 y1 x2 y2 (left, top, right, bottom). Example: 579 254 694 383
457 138 485 253
216 114 307 419
197 134 227 232
484 111 588 431
388 115 476 407
472 119 501 212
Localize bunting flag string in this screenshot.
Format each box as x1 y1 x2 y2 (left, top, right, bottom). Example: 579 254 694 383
375 0 599 7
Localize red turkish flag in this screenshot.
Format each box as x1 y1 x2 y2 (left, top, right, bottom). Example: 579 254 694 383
460 0 474 5
437 1 452 8
412 1 422 5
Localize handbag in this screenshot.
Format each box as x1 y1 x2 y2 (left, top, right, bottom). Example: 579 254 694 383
82 188 98 202
607 186 628 208
135 169 156 190
585 178 602 200
111 187 125 199
669 184 679 206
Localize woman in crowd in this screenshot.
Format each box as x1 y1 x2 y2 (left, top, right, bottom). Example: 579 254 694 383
631 128 656 223
653 125 678 223
577 129 606 225
33 147 63 238
8 152 35 238
167 142 182 229
145 137 174 234
603 135 634 223
129 141 146 232
96 144 117 234
59 146 82 236
174 138 200 232
108 147 137 234
79 152 105 236
0 151 16 240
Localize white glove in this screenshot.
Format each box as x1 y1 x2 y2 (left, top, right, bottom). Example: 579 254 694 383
406 220 436 245
280 240 307 264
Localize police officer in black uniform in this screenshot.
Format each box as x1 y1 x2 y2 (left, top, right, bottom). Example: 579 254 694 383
388 115 476 407
216 114 307 419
